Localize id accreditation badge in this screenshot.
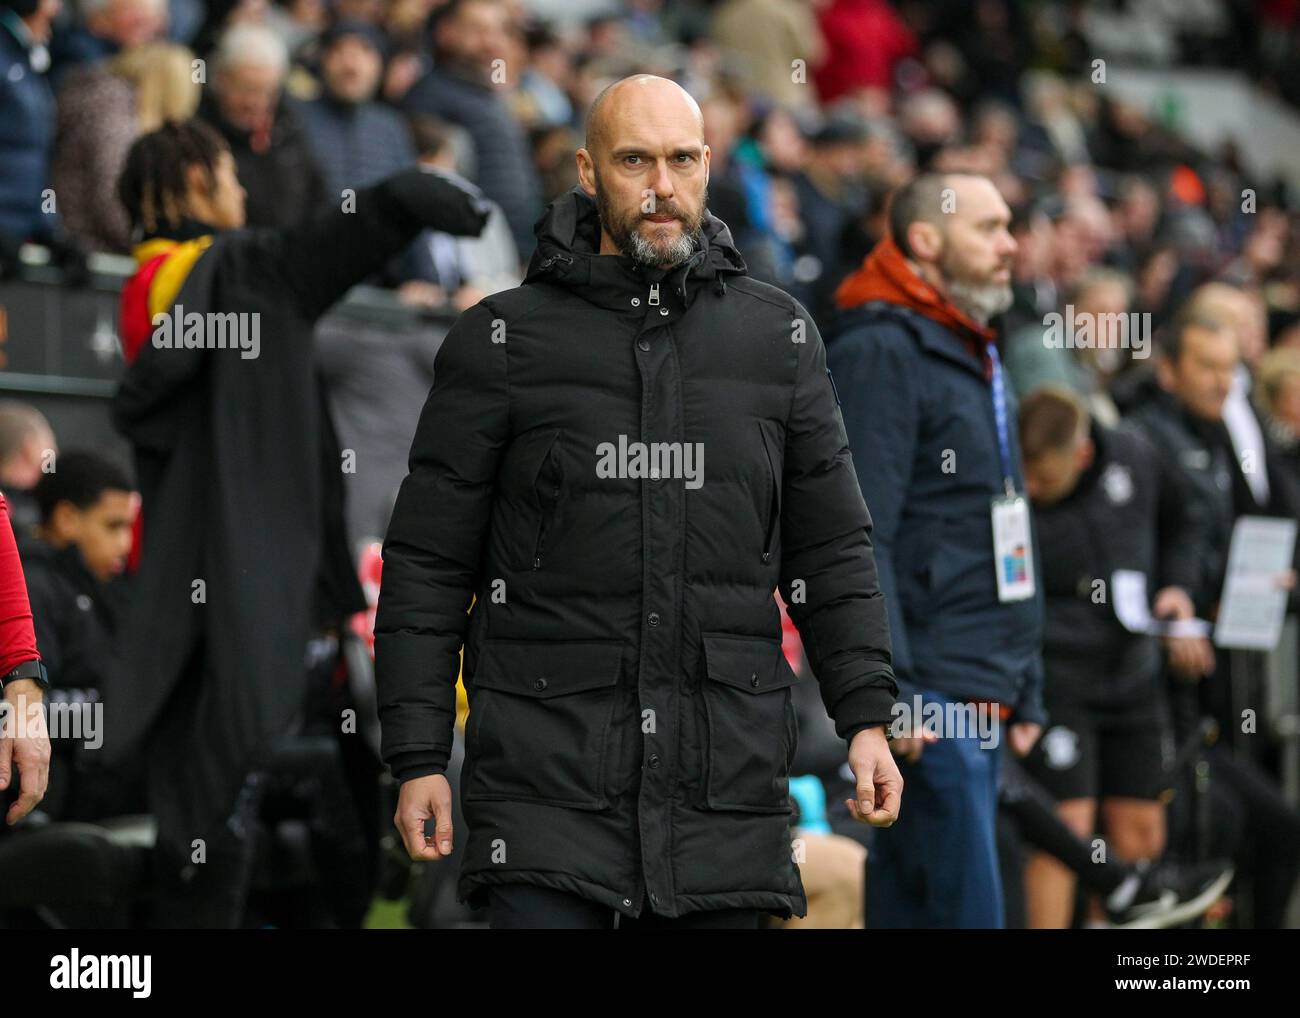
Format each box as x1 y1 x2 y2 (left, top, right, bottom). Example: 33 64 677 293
991 493 1036 602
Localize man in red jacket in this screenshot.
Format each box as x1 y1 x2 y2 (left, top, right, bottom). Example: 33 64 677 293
0 491 50 826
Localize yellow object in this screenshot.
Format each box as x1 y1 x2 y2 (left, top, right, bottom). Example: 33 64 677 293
133 234 214 319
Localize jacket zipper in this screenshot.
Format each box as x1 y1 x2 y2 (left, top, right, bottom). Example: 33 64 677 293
532 491 558 570
759 423 780 563
648 284 660 305
532 441 562 569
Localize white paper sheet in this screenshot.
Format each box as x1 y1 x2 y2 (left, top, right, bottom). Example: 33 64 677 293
1214 516 1298 650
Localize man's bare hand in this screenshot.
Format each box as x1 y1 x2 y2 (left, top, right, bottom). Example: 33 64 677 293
844 726 903 827
394 772 454 861
1007 721 1041 758
1164 635 1215 680
1152 585 1195 622
0 681 50 825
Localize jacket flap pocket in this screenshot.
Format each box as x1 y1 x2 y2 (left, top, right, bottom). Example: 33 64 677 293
702 632 799 694
473 639 623 698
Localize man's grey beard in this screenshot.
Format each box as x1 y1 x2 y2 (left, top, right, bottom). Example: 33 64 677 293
945 278 1014 326
624 224 700 268
594 175 707 269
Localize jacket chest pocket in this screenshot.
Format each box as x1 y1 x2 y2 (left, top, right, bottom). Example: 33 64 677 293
698 632 799 813
465 639 623 810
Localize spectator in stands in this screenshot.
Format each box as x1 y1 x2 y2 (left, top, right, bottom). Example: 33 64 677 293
1255 347 1300 483
299 20 415 203
1004 202 1059 336
516 23 573 129
299 18 434 292
402 0 541 263
401 114 519 309
696 91 781 288
0 401 56 538
811 0 915 106
53 40 199 253
790 113 871 322
198 21 328 228
264 0 328 55
826 172 1045 928
710 0 824 113
1003 267 1134 427
1017 386 1208 927
22 451 141 821
106 119 488 926
48 0 165 87
0 0 59 248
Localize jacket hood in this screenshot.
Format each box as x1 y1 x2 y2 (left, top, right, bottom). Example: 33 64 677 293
525 186 747 305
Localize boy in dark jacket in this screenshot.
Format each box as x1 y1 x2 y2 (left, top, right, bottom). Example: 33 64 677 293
21 452 140 822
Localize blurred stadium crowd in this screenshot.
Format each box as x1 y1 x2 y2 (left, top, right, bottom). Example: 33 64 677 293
1 0 1300 928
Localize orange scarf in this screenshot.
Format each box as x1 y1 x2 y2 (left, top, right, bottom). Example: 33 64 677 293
835 235 996 379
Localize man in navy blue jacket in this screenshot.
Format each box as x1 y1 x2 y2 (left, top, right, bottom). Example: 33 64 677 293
826 172 1046 928
0 0 57 247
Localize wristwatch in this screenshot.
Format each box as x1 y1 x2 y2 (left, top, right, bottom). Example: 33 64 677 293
1 660 50 692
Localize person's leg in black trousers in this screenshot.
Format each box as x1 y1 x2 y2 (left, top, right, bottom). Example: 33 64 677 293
620 901 762 929
487 885 614 929
1209 747 1300 928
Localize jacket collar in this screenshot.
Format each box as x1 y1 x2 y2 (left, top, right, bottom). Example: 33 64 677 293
834 235 996 381
524 186 747 313
25 536 102 595
131 217 216 265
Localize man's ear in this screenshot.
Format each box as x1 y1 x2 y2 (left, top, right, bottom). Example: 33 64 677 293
49 501 80 544
907 221 943 263
184 161 211 201
1154 355 1176 392
575 148 597 198
1076 437 1095 473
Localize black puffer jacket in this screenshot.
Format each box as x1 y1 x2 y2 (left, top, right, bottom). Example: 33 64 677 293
375 187 897 920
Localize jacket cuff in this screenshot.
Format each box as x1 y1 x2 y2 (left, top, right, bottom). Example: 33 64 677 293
1013 669 1048 727
389 748 449 783
831 678 898 743
842 721 889 745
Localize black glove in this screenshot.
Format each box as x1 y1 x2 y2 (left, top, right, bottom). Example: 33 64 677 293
385 167 492 238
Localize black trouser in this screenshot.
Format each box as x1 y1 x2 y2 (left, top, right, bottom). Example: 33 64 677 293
1194 747 1300 929
149 771 265 929
487 885 764 929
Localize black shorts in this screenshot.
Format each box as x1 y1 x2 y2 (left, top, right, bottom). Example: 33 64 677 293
1023 689 1172 803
